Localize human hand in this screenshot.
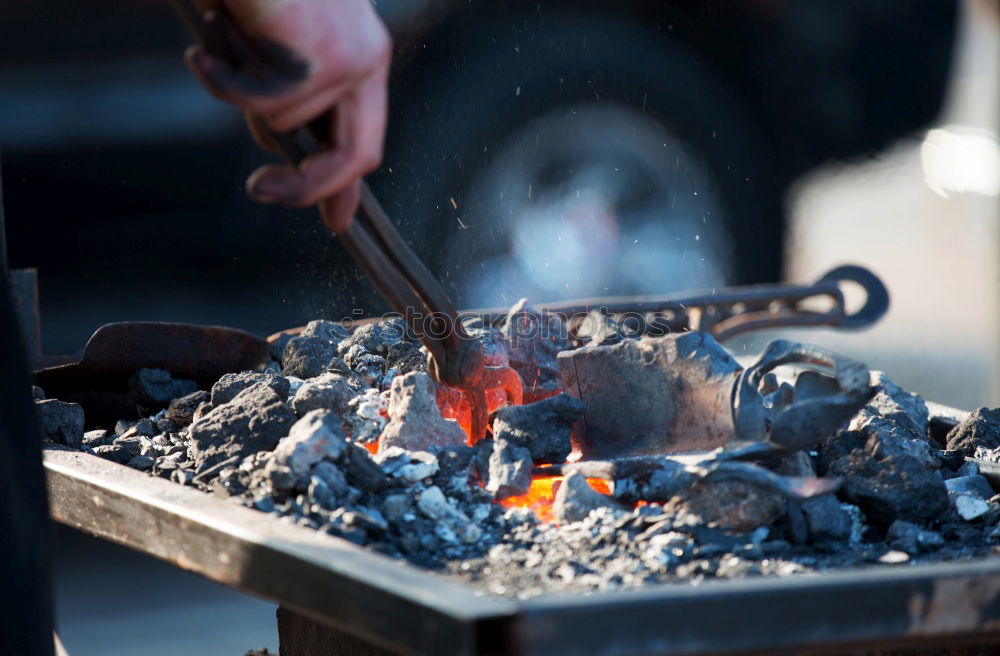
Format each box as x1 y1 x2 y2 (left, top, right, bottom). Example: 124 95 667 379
185 0 391 232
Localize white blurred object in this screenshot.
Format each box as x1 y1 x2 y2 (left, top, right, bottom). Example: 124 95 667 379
781 0 1000 409
921 126 1000 197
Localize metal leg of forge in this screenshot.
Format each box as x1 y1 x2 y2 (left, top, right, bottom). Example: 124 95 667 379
277 607 401 656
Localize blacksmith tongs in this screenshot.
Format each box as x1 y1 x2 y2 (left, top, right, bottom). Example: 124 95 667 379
168 0 521 441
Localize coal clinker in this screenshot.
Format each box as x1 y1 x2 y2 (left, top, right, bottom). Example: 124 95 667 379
301 319 350 346
485 438 533 499
886 520 945 554
378 372 466 452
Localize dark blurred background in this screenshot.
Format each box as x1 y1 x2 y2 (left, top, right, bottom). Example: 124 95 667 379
2 0 957 354
6 1 990 654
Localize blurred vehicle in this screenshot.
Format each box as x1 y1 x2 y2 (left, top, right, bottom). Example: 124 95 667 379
0 0 958 337
374 0 958 305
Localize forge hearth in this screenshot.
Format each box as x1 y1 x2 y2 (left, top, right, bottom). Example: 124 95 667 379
34 276 1000 654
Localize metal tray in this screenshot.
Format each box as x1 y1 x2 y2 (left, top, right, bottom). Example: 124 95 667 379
45 446 1000 655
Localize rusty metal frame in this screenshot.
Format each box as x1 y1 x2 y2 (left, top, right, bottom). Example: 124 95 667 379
45 445 1000 655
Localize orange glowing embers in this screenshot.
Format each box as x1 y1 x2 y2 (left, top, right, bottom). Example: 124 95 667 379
436 385 511 445
499 475 611 523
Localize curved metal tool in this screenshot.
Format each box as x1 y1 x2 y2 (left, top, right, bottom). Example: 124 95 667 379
470 264 890 343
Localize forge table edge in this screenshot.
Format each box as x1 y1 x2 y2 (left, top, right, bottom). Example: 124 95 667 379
45 447 1000 656
43 447 517 656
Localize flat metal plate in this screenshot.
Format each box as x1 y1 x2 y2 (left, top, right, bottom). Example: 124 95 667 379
45 447 1000 655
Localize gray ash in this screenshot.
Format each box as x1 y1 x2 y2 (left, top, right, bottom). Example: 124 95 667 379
43 310 1000 598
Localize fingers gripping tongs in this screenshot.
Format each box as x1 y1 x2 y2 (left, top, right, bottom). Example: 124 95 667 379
169 0 522 440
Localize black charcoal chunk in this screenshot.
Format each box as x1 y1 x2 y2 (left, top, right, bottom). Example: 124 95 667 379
829 419 947 525
886 520 944 554
113 435 144 458
953 494 990 521
667 478 786 533
307 476 338 509
337 320 407 357
290 373 360 417
35 399 84 447
597 457 694 504
553 472 622 524
127 368 198 407
282 336 336 379
82 429 113 448
947 407 1000 456
127 454 156 471
933 449 968 472
385 340 426 374
344 443 388 492
301 319 349 346
342 344 387 384
188 382 295 469
800 494 851 543
852 371 929 439
492 394 584 464
416 486 480 544
265 410 347 486
433 445 477 478
486 439 533 499
381 493 413 523
166 390 210 427
311 461 349 498
957 460 980 477
211 372 289 406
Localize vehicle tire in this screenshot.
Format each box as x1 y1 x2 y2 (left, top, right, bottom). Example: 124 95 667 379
371 12 784 308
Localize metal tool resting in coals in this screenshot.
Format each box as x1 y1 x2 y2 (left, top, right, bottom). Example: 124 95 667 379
168 0 521 440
